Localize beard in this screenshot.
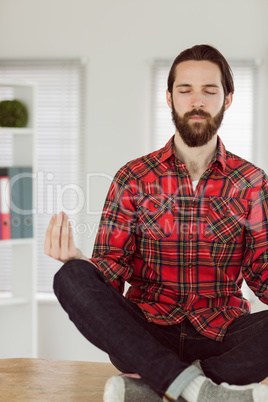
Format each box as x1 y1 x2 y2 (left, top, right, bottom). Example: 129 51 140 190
171 101 225 148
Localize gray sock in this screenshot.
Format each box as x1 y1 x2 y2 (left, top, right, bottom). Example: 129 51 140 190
192 360 204 374
103 374 163 402
197 378 268 402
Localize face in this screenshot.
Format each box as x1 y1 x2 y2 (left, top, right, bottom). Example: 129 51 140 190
166 60 232 147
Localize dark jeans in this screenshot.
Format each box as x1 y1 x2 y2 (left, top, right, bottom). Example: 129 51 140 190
53 259 268 397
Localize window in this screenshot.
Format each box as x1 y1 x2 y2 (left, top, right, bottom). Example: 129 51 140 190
0 60 86 293
151 60 259 163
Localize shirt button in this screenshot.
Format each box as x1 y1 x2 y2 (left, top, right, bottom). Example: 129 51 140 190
192 198 200 207
189 263 192 268
189 234 193 239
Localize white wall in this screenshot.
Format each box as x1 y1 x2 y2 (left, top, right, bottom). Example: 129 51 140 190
0 0 268 362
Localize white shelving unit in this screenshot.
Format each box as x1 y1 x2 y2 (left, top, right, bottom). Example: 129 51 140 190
0 80 37 358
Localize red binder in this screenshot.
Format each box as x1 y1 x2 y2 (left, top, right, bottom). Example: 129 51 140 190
0 176 11 240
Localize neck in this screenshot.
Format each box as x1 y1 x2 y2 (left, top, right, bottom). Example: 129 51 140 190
174 132 218 181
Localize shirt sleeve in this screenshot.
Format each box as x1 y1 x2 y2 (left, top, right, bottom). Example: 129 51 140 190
90 165 137 294
242 174 268 304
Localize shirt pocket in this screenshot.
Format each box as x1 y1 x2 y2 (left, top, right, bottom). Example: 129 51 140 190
136 193 175 240
205 197 248 243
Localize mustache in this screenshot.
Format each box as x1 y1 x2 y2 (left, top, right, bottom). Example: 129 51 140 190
184 109 212 120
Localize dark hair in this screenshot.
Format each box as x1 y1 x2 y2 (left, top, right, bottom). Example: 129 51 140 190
167 44 234 96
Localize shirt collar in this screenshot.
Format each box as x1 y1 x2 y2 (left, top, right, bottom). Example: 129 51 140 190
159 135 177 163
159 135 227 172
213 136 227 172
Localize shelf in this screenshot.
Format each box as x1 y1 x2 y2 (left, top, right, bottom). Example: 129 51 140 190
0 80 36 358
0 127 34 135
0 80 37 88
0 297 29 307
36 293 58 304
0 238 34 247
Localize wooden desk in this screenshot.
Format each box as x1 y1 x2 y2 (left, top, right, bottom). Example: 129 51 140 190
1 358 267 401
0 358 120 401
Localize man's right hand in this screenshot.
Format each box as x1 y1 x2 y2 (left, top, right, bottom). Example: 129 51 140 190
44 211 88 263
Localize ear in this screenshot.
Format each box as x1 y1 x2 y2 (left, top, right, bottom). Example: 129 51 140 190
166 89 173 109
224 92 233 111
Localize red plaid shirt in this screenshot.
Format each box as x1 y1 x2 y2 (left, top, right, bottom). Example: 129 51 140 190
91 136 268 341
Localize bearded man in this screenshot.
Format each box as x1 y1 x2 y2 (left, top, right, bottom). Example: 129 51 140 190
45 44 268 402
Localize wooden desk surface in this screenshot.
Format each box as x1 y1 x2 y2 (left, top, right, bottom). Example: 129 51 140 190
0 358 120 401
1 358 266 401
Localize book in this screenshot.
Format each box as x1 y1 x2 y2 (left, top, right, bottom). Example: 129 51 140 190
21 167 33 238
0 171 11 240
8 166 33 239
8 167 22 239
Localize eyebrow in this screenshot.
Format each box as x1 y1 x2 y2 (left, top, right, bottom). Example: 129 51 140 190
175 84 220 89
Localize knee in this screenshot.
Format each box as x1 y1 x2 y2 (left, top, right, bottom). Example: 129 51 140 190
53 259 80 298
53 259 102 298
109 355 135 374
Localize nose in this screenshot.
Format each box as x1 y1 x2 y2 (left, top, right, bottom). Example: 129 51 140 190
191 93 205 108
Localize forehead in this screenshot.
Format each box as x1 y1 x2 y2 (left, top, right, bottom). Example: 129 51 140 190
174 60 223 87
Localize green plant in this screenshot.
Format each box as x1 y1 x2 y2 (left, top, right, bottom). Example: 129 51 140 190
0 99 28 127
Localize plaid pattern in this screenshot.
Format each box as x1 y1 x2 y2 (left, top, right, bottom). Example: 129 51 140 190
91 136 268 341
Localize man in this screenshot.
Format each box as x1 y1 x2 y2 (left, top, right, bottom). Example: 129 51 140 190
45 45 268 401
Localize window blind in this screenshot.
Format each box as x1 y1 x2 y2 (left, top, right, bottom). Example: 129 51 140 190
0 60 86 293
151 60 259 162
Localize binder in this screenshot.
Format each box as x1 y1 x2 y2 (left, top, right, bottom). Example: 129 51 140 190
0 171 2 240
0 172 11 240
0 166 33 239
8 167 22 239
21 167 33 238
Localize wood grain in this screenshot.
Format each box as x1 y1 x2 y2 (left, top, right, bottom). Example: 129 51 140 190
0 358 119 401
0 358 266 401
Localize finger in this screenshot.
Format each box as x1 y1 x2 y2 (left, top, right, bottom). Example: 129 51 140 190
60 213 70 257
44 214 56 255
68 219 75 248
67 221 82 260
50 212 63 256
